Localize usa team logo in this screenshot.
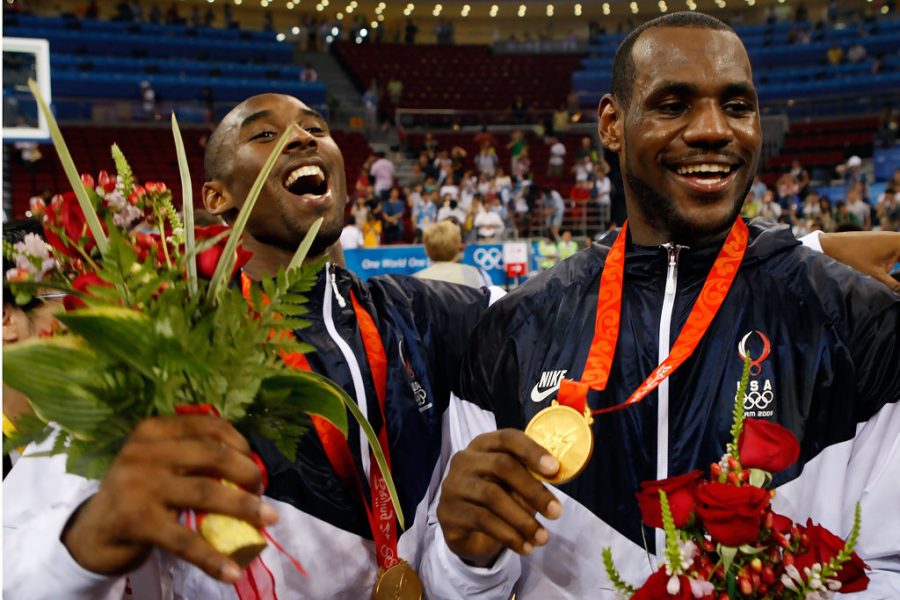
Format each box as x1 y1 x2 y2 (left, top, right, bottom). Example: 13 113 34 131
737 330 775 416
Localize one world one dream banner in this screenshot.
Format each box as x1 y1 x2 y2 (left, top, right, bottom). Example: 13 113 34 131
343 243 538 285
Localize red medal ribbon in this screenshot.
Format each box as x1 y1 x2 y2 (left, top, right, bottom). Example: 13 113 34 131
557 217 748 416
280 290 402 572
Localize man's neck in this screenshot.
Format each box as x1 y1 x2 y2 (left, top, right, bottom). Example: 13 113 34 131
626 212 732 248
239 236 325 281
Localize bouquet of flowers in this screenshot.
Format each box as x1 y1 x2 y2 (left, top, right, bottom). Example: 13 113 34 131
603 361 868 599
3 80 400 567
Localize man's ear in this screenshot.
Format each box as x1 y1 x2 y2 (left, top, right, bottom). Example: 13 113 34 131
202 181 235 217
598 94 623 154
3 306 19 343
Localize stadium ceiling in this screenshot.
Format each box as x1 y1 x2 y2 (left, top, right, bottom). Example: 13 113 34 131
194 0 844 19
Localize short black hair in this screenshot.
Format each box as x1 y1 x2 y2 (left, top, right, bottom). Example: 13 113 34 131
204 124 229 182
611 12 735 108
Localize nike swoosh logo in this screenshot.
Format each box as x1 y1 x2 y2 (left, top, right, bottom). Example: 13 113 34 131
530 384 560 403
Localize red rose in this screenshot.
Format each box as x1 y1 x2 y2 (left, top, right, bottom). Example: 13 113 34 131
636 470 702 529
63 272 112 311
632 569 692 600
194 225 253 280
695 482 770 546
43 192 103 259
794 519 869 593
133 232 167 264
738 419 800 474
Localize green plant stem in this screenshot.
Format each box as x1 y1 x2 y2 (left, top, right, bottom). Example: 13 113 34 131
28 79 108 256
171 114 197 297
156 209 172 269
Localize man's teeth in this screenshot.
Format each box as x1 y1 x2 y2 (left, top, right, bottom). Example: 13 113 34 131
284 165 325 188
675 164 732 176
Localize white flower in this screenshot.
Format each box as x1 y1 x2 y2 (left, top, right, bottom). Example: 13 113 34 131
826 579 842 591
113 205 144 228
11 234 57 281
689 577 714 598
104 189 128 211
666 574 680 595
677 539 697 570
782 573 799 592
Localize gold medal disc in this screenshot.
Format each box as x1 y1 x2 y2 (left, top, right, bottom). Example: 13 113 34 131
524 401 594 484
372 561 423 600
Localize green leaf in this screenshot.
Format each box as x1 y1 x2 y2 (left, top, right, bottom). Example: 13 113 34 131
111 143 134 197
728 354 752 460
3 336 114 436
737 544 766 554
286 217 323 272
28 79 108 256
602 547 637 596
748 468 770 488
718 544 738 573
57 307 159 379
171 113 197 296
256 371 349 436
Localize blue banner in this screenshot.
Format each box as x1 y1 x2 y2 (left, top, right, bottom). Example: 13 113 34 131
344 244 514 285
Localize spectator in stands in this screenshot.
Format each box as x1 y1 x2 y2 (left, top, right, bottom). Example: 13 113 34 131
203 5 214 27
837 155 867 191
826 43 843 65
223 3 234 28
381 187 406 245
556 230 578 261
877 188 899 231
513 147 531 182
847 42 867 63
140 81 156 120
421 132 439 161
439 175 460 204
817 196 836 232
759 188 783 221
411 186 436 243
263 11 274 32
877 104 897 149
450 146 468 181
387 77 403 105
576 135 601 165
507 130 527 175
545 187 565 240
362 82 378 137
300 62 318 83
189 5 201 27
511 95 529 124
846 186 872 229
339 215 364 250
415 221 486 288
474 140 499 178
437 196 466 226
408 163 426 188
84 0 99 19
547 137 566 178
789 159 811 197
361 211 382 247
369 151 395 201
537 234 558 270
552 105 570 135
833 201 861 231
741 189 761 219
351 195 369 226
476 195 506 242
801 191 822 221
404 18 418 44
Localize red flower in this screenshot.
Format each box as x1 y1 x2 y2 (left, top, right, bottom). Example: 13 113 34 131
695 482 770 546
636 470 702 529
794 519 869 593
43 192 103 259
194 225 253 280
63 272 112 311
97 170 116 194
738 419 800 474
632 569 692 600
134 232 166 264
80 173 95 190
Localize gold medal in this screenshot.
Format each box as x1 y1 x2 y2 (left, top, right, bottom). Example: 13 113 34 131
372 561 423 600
524 400 594 484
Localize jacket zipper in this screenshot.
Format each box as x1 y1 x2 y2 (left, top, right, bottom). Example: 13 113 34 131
656 243 682 559
323 263 370 478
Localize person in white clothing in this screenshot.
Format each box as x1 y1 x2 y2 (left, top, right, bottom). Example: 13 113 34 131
339 215 364 249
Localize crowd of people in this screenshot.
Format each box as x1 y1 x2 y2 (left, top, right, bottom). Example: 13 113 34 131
343 131 615 251
741 159 900 235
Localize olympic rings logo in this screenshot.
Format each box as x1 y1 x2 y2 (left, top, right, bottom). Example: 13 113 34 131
743 389 775 410
473 248 503 270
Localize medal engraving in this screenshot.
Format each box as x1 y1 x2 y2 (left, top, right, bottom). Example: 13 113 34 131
372 561 423 600
524 401 594 484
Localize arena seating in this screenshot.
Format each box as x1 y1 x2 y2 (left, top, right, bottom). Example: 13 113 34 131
572 17 900 111
333 42 583 112
3 14 325 107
